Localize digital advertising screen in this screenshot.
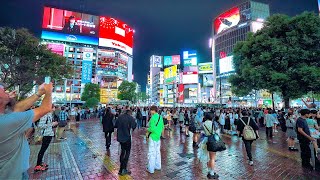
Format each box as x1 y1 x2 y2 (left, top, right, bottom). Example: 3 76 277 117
203 74 214 87
219 56 234 74
214 7 240 34
189 88 197 97
178 84 184 103
164 55 180 66
47 43 64 56
99 17 134 55
182 72 198 84
164 65 177 84
183 50 197 67
42 6 99 36
41 31 99 45
198 62 213 74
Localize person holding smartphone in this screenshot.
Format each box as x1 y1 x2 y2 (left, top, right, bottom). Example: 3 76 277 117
0 82 53 179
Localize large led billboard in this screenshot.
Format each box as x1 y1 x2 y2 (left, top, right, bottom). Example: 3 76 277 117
47 43 64 56
164 55 180 66
182 72 198 84
198 62 213 74
99 17 134 55
164 65 177 84
178 84 184 103
42 7 99 36
214 7 240 34
41 31 99 45
203 74 214 87
183 50 197 67
219 56 234 74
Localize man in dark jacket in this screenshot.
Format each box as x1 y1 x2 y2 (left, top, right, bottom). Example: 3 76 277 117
115 109 137 176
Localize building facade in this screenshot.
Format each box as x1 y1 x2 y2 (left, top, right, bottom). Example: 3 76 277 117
212 0 270 105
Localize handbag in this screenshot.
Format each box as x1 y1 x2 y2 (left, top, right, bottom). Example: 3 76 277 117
34 117 49 143
204 121 226 152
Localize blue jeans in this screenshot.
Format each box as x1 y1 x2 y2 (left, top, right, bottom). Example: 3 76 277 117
137 118 142 129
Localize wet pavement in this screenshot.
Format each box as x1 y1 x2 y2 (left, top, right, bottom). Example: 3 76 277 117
28 119 320 180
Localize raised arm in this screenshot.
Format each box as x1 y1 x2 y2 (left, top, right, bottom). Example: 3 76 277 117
32 83 53 122
13 84 46 112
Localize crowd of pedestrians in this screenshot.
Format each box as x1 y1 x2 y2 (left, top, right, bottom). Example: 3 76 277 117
1 80 320 180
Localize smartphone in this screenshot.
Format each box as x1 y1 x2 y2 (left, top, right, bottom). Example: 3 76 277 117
44 76 51 84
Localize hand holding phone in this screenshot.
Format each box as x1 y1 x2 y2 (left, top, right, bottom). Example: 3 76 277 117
45 76 51 84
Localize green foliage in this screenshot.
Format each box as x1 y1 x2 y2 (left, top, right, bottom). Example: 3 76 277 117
117 81 137 102
81 83 100 101
84 97 99 108
229 12 320 108
0 27 73 97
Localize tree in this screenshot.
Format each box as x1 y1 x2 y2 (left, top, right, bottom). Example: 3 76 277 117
0 27 73 98
81 83 100 101
117 81 137 102
229 12 320 108
84 97 99 108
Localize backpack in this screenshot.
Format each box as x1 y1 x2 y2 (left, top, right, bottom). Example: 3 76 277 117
240 118 256 140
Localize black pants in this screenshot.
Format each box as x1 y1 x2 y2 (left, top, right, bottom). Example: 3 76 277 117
104 131 112 148
243 139 253 161
300 142 312 167
37 136 53 165
120 140 131 171
142 116 147 127
173 118 178 125
266 127 273 139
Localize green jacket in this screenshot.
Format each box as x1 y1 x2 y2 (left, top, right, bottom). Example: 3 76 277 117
148 113 164 141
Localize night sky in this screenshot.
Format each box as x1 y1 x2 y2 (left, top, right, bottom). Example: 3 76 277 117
0 0 317 91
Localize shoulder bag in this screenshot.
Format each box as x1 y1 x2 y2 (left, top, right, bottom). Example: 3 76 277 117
204 121 226 152
146 115 161 139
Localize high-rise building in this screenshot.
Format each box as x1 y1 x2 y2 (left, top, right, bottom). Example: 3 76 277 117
41 6 134 104
212 1 270 104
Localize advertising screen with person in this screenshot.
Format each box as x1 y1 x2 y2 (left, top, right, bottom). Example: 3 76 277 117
42 6 99 36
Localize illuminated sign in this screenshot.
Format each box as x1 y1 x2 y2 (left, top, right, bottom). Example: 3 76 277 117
41 31 98 45
150 55 163 68
182 73 198 84
219 56 234 74
47 43 64 56
214 7 240 34
203 74 214 87
163 55 180 66
198 62 213 74
164 65 177 84
99 17 134 55
83 48 94 61
81 60 93 83
178 84 184 103
183 50 197 67
42 6 99 36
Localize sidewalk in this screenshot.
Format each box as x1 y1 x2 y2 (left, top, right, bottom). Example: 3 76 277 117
28 119 320 179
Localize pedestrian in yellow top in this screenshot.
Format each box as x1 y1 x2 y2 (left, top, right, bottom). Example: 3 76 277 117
147 106 164 174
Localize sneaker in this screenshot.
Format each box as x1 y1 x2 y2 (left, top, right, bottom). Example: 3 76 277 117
207 173 219 179
146 168 154 174
119 169 131 176
160 136 166 139
34 165 48 172
249 161 254 166
59 137 67 140
41 163 49 168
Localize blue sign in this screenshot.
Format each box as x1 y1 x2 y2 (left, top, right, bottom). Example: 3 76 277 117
41 31 99 45
81 60 93 83
183 50 197 66
164 56 172 66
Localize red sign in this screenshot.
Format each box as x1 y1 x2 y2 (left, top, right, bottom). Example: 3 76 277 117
47 43 64 56
42 7 99 36
178 84 184 103
183 71 198 75
214 7 240 34
99 17 134 55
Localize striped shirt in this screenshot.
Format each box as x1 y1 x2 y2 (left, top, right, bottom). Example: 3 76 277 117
37 113 54 136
